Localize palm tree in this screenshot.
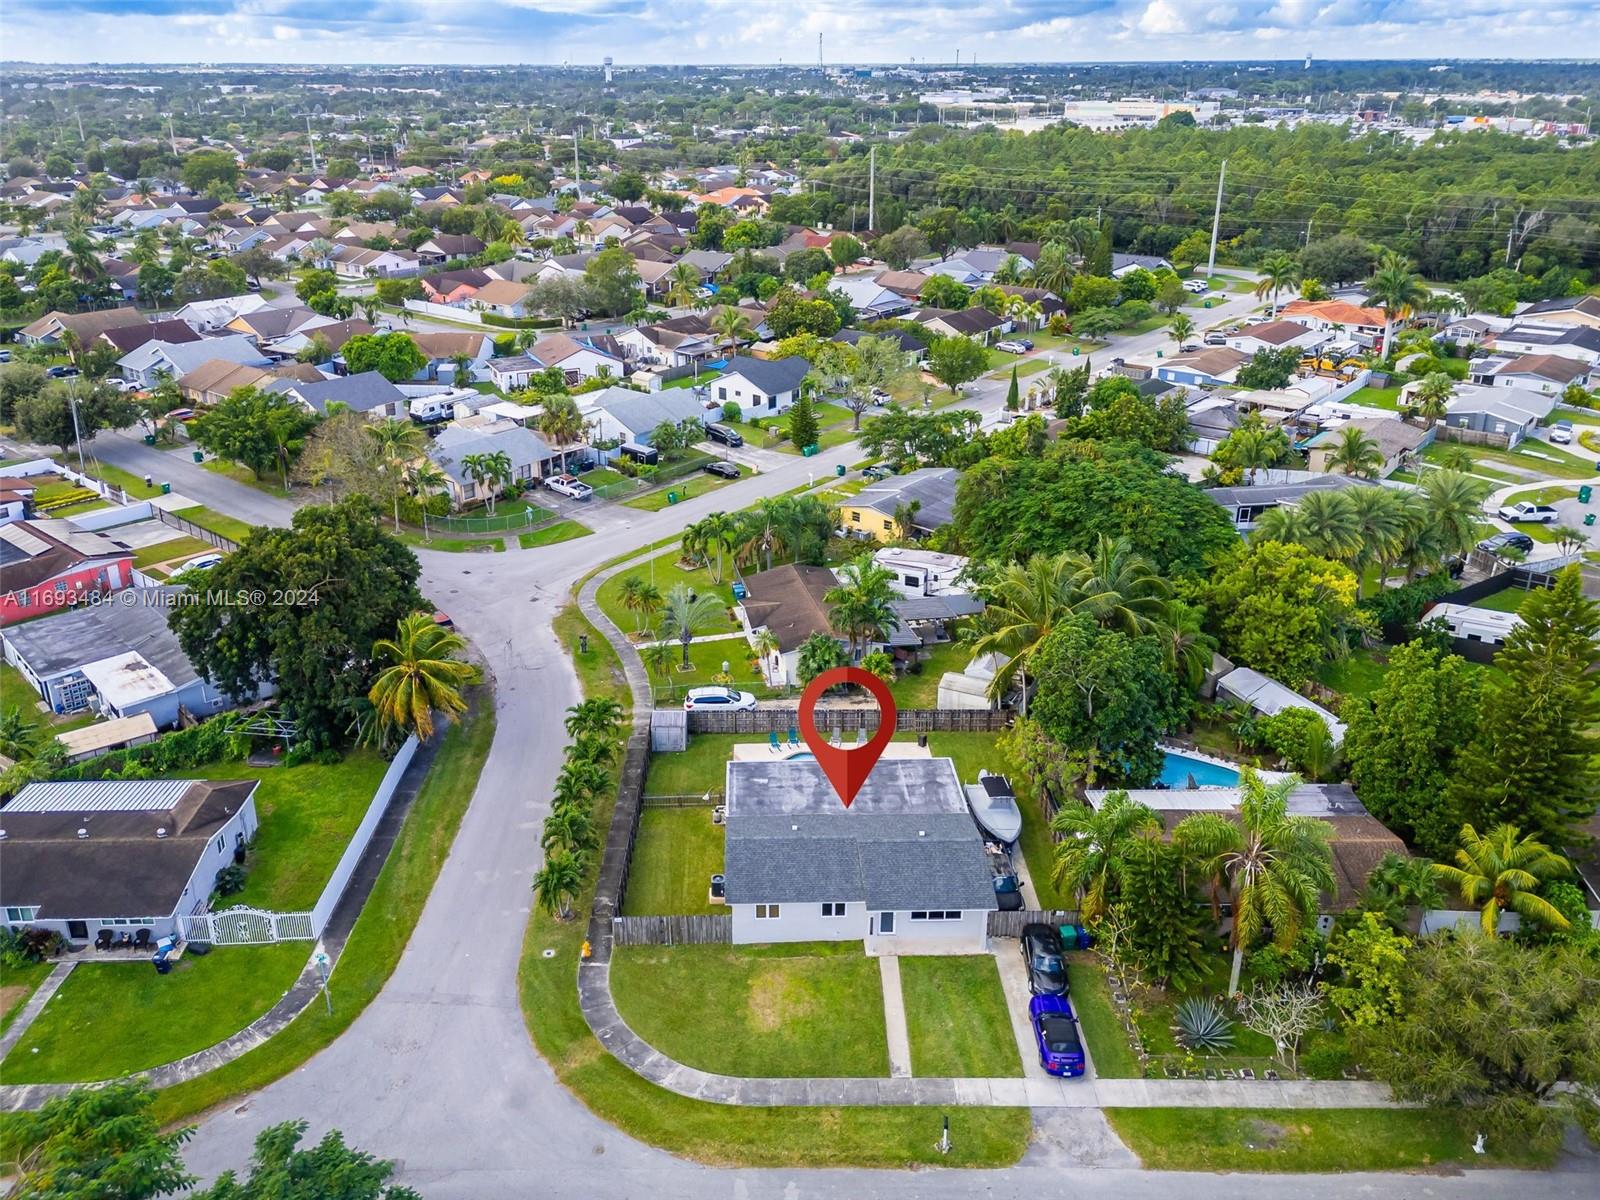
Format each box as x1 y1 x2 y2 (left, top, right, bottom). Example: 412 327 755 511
824 554 900 660
532 848 585 920
1252 503 1312 547
641 640 677 695
968 552 1076 716
618 576 663 638
1323 426 1382 478
695 511 737 584
538 394 586 473
1049 792 1159 921
748 628 781 680
1253 251 1302 319
734 499 791 573
1294 488 1363 563
1346 486 1407 596
657 583 726 669
1061 534 1171 637
1158 599 1217 693
541 804 597 858
1420 469 1488 561
1168 313 1196 348
1216 422 1290 482
459 449 512 514
1175 769 1335 994
1030 241 1074 294
1405 371 1455 428
711 305 753 355
563 697 624 739
366 418 427 528
0 709 42 762
367 612 480 742
1365 252 1428 359
1433 823 1572 936
665 260 700 309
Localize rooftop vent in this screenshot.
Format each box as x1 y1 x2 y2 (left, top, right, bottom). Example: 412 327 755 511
0 829 7 840
77 827 89 839
156 827 168 839
918 830 926 837
791 823 799 831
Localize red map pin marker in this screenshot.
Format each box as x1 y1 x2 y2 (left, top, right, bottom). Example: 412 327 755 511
798 666 897 809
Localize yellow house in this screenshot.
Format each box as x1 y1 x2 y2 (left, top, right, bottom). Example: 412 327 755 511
840 468 961 543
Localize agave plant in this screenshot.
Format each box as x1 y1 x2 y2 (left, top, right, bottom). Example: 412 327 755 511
1173 996 1236 1054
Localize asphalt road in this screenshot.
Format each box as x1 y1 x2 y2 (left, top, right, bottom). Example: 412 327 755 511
83 428 298 528
158 277 1593 1195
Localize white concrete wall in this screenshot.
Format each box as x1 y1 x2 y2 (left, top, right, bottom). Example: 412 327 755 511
867 908 989 953
731 900 868 944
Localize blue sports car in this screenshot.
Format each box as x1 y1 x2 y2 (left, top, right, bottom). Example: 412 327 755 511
1028 993 1086 1077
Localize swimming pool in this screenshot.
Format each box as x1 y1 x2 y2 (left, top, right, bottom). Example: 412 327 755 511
1157 750 1240 788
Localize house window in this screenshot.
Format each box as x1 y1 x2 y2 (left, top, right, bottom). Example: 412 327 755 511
903 575 920 588
882 520 893 533
849 511 860 523
909 910 961 922
5 906 37 922
821 902 847 918
215 834 225 853
754 903 781 919
717 387 727 401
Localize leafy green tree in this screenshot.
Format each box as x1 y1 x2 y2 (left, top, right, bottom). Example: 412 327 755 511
824 553 900 659
967 552 1076 717
829 234 864 269
136 261 175 305
765 288 840 339
1323 911 1411 1028
1344 643 1479 856
8 1082 191 1198
871 225 928 270
1109 828 1212 991
14 380 135 456
1299 234 1375 287
169 498 422 748
367 611 479 743
1049 790 1158 920
1175 769 1336 993
294 267 339 305
1207 540 1361 688
193 1120 420 1200
1067 274 1119 311
925 335 987 394
1213 418 1291 480
844 333 908 428
785 389 819 448
1357 935 1600 1151
582 246 641 316
191 386 319 488
795 630 848 684
180 149 240 193
1447 568 1599 845
919 274 970 310
1434 823 1573 935
342 332 426 382
1235 346 1301 389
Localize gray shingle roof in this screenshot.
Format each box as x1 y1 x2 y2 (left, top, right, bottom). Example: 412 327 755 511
270 370 405 414
724 759 997 912
580 386 706 438
720 355 811 396
855 468 961 531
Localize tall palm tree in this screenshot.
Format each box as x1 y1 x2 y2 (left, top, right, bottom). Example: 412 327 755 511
824 554 900 659
1420 469 1488 561
1293 488 1363 563
968 551 1076 716
1061 534 1171 637
460 449 512 514
1030 240 1074 294
1434 823 1572 936
618 576 663 638
563 697 624 739
1323 426 1382 478
366 418 427 528
1168 313 1196 347
537 394 586 473
1408 371 1455 426
532 848 585 920
734 499 790 573
657 583 726 669
710 306 753 355
695 511 737 584
748 628 780 679
1253 251 1302 319
664 260 700 309
1158 599 1217 692
1366 252 1429 359
1346 486 1407 596
1049 792 1159 921
1175 769 1335 993
367 612 480 742
0 709 42 762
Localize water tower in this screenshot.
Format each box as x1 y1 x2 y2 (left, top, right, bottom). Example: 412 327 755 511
604 56 613 85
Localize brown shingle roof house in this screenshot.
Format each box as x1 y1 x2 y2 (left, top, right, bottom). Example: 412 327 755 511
737 563 838 652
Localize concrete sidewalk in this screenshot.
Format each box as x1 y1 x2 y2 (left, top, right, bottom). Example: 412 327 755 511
878 957 912 1078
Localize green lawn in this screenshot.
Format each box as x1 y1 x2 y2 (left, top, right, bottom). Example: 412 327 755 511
518 519 592 548
644 733 742 796
0 663 99 737
172 505 255 544
1425 439 1597 482
596 551 741 638
621 464 751 512
87 461 165 500
646 636 777 702
610 942 889 1077
553 601 631 711
182 752 391 911
1106 1108 1553 1172
1316 647 1393 700
202 457 289 497
1 944 308 1083
48 497 111 517
581 467 629 488
1342 386 1403 411
887 639 972 709
900 956 1021 1078
1064 957 1139 1078
0 960 52 1038
621 806 725 915
131 535 216 570
1506 485 1580 506
1471 586 1542 614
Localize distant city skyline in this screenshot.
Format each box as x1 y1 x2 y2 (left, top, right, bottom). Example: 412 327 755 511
1 0 1597 67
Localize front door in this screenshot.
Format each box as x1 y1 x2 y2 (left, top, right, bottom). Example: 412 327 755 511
878 911 895 935
67 920 88 941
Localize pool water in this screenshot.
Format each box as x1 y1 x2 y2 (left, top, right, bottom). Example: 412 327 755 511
1157 751 1240 788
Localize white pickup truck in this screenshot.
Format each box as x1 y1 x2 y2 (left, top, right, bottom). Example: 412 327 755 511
1496 501 1560 524
544 474 593 500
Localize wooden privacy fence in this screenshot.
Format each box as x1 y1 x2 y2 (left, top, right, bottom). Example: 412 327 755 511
987 909 1081 940
612 914 733 946
685 707 1009 734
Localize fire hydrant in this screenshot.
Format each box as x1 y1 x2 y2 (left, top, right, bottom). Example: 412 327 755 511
581 940 592 960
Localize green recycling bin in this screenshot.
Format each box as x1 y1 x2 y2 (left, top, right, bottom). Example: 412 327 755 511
1072 346 1080 356
835 464 846 477
1580 485 1593 504
666 491 678 504
143 434 156 446
160 482 171 495
1586 513 1596 527
192 450 203 463
1205 298 1215 308
1156 349 1164 358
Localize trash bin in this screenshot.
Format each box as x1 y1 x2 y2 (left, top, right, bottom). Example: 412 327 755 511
1580 485 1592 504
192 450 203 463
1156 349 1164 358
835 464 846 477
1072 346 1080 356
666 491 678 504
160 482 171 495
143 434 156 446
1586 513 1596 527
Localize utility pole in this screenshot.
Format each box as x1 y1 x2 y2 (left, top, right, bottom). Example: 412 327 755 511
76 110 85 142
867 145 875 232
68 382 85 475
167 114 178 158
573 130 580 192
1206 158 1226 279
306 115 319 172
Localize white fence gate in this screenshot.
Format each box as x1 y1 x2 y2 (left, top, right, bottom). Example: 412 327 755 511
184 907 315 944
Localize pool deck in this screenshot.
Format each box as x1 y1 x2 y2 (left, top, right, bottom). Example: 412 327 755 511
729 741 934 762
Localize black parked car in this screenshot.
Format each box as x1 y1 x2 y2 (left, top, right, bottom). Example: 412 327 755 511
45 365 80 378
1477 531 1535 556
988 845 1024 912
705 423 744 448
702 460 740 479
1020 923 1067 995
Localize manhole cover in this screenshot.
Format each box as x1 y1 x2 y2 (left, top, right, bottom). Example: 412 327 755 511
542 948 556 959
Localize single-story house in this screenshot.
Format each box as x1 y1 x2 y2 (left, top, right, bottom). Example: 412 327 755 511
1514 294 1600 330
19 307 146 346
1485 323 1600 367
1216 666 1347 744
927 249 1019 282
615 322 717 368
469 278 535 318
419 268 493 307
913 306 1006 343
1305 417 1433 478
833 327 927 362
1224 320 1329 357
408 332 496 382
173 294 273 333
225 305 328 346
712 355 811 416
831 278 913 320
416 233 486 265
736 562 842 686
1111 252 1172 278
429 422 559 507
330 245 420 279
0 520 133 625
1 587 272 725
0 778 260 945
1280 299 1389 348
724 755 996 950
1466 352 1591 394
579 386 705 447
1406 381 1558 447
678 249 733 279
843 468 960 541
269 370 408 419
875 270 932 299
1203 474 1372 532
1155 347 1250 388
487 354 545 391
524 332 626 385
118 336 271 389
98 319 203 356
270 318 375 360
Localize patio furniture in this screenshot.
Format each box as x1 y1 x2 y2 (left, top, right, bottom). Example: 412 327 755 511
854 728 866 746
768 731 781 753
133 928 151 950
786 727 799 748
94 928 113 951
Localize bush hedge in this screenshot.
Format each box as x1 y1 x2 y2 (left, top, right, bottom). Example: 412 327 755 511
48 712 251 782
480 313 562 330
1360 571 1456 639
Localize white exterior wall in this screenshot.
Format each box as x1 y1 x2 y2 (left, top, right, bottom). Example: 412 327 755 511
731 900 868 945
866 908 989 953
713 373 796 415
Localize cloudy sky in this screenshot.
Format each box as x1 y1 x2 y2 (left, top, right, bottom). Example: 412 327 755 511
1 0 1596 65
